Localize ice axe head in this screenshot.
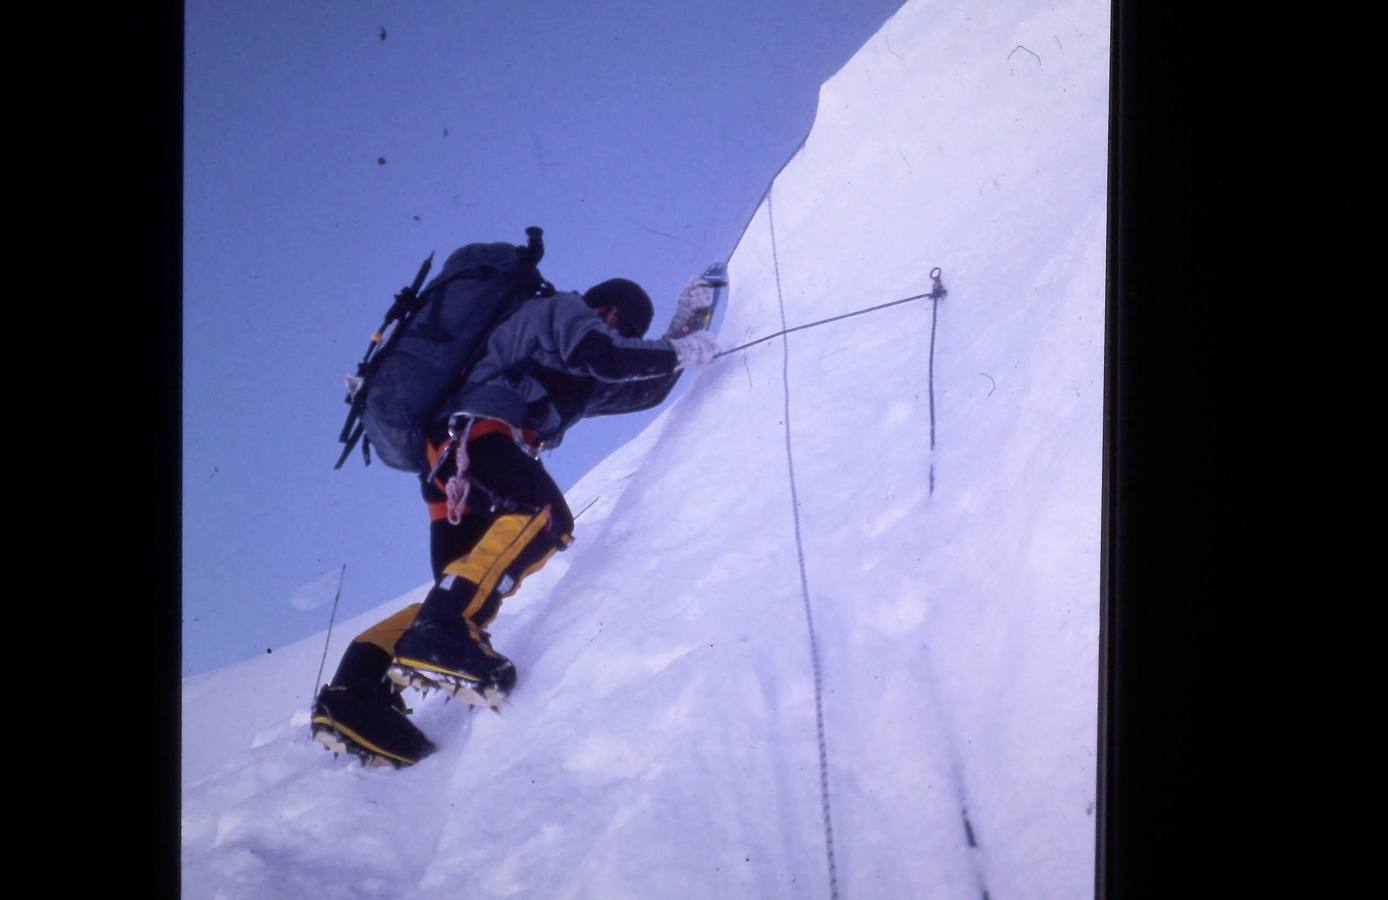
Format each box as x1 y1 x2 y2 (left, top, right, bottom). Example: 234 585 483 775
698 262 728 288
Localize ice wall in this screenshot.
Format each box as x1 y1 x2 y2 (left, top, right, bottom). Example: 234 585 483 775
182 1 1109 897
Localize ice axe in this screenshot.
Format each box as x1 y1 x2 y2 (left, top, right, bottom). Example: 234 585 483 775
694 262 729 332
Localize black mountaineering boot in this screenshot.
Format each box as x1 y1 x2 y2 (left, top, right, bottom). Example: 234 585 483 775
389 581 516 708
310 643 437 767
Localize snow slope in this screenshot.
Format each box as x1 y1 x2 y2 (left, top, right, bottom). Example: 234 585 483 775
182 1 1109 897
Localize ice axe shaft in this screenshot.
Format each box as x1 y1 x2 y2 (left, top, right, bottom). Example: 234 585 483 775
695 261 728 332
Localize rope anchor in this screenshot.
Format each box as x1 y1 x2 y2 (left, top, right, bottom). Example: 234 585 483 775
929 266 947 300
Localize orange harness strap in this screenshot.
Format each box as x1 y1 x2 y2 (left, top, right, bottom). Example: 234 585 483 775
424 419 540 523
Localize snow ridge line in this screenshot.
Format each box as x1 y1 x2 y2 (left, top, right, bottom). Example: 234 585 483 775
718 0 915 268
767 190 840 900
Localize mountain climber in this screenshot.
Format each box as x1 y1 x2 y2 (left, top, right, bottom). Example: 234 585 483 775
311 273 721 767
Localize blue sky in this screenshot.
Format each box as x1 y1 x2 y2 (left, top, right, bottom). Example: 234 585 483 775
183 0 904 676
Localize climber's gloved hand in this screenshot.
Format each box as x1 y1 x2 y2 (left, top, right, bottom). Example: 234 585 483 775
669 330 720 368
663 276 715 340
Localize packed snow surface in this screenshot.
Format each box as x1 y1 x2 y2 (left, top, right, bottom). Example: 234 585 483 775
182 0 1109 896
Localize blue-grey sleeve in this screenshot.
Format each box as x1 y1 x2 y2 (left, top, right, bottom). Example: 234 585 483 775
552 295 679 383
585 369 684 417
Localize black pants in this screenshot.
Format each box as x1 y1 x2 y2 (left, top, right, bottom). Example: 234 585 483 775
331 425 573 688
424 431 575 581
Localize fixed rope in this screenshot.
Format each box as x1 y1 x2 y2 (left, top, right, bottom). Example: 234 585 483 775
714 286 941 359
310 564 348 723
925 266 946 496
748 184 968 895
572 495 601 522
768 191 840 900
713 267 948 499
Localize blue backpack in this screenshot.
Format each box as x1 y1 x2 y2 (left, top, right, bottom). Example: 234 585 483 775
335 227 554 474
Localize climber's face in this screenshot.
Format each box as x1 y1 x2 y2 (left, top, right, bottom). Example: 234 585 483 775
597 306 640 338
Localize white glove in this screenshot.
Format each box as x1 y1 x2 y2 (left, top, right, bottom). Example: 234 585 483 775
670 330 720 368
345 374 364 399
664 276 715 340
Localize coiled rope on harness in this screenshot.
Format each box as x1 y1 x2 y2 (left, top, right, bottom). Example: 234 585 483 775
443 416 476 525
425 414 541 525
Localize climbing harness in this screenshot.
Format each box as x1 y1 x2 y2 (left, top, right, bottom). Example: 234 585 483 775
425 413 544 524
